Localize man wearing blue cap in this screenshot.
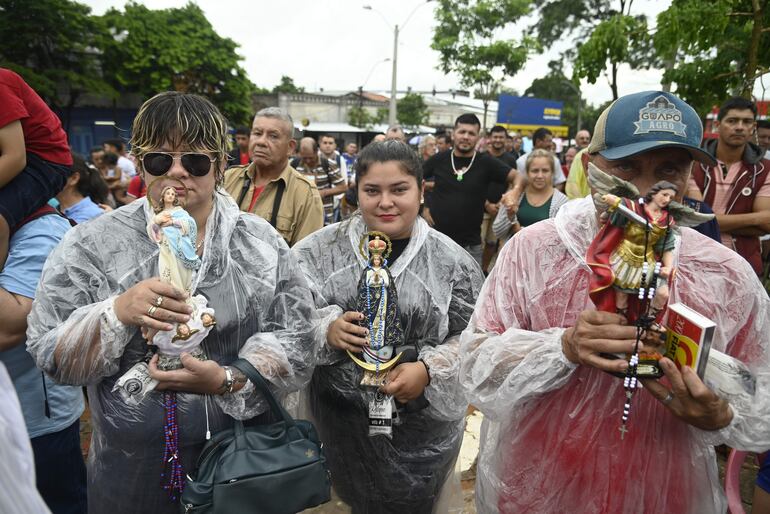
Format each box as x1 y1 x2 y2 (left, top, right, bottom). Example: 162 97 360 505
461 91 770 513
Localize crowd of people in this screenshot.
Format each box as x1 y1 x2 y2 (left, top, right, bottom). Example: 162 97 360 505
1 63 770 514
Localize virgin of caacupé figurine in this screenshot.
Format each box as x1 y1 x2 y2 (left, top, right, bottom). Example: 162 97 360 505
145 182 215 370
347 233 404 386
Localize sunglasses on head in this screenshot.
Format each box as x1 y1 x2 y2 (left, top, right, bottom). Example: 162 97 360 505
142 152 216 177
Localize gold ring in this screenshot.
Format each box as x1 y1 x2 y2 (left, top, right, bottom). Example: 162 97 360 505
155 296 164 307
147 305 158 317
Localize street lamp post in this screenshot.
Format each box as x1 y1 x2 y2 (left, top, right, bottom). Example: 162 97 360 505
389 25 399 127
364 1 431 128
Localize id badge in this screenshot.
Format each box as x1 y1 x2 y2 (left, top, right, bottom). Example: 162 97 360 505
368 390 393 438
112 361 158 406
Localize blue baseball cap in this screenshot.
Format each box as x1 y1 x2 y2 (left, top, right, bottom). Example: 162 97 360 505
587 91 716 166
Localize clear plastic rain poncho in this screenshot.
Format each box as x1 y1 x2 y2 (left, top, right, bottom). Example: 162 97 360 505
461 196 770 514
292 214 483 513
26 192 317 514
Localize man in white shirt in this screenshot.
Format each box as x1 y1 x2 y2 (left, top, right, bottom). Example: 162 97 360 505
0 361 51 514
103 138 137 177
515 127 566 191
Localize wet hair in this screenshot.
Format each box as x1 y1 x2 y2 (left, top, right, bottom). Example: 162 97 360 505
532 127 553 144
454 113 481 128
525 149 556 174
71 153 109 204
130 91 229 186
489 125 507 136
718 97 757 120
234 126 250 136
103 152 119 166
103 138 125 152
643 181 678 204
355 140 423 186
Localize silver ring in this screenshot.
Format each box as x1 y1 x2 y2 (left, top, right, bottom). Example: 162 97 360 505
147 305 158 317
154 296 164 307
662 391 674 405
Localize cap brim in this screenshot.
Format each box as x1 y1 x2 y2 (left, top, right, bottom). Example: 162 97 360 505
599 141 716 167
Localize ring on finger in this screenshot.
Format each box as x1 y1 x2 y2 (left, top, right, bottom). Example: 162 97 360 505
147 305 158 317
154 296 164 307
662 391 674 405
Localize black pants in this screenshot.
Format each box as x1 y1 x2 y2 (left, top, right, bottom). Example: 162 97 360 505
0 152 70 229
31 420 88 514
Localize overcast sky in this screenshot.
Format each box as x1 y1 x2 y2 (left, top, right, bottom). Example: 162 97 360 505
80 0 767 108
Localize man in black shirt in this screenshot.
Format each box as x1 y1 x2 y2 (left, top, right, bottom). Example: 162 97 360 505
423 114 522 268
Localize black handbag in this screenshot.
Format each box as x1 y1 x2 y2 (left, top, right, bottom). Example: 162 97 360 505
180 359 331 514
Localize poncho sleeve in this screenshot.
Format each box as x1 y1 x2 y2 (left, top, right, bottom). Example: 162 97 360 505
214 222 321 419
419 247 484 421
459 229 579 421
671 233 770 451
26 227 136 386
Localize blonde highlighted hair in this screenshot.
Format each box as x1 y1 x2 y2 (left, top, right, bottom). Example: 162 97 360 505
525 148 556 174
130 92 229 185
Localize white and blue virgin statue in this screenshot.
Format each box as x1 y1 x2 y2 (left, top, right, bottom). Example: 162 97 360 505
146 184 215 370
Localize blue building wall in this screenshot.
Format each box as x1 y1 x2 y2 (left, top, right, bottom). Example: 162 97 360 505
55 106 138 157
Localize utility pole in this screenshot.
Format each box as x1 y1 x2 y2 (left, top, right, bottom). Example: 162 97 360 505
389 25 399 127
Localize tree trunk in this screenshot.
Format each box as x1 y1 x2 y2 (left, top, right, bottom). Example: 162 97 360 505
483 100 489 133
742 0 763 97
611 61 619 100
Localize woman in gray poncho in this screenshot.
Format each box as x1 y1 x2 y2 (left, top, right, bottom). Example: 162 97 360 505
26 92 317 513
293 141 483 513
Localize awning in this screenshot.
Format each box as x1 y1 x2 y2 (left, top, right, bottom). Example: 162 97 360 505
294 122 369 133
497 123 569 137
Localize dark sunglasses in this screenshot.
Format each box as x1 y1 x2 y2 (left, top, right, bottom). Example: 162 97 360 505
142 152 216 177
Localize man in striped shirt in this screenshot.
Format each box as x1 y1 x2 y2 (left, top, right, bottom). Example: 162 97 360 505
294 137 347 225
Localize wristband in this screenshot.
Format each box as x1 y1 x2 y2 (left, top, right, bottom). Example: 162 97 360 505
419 358 431 386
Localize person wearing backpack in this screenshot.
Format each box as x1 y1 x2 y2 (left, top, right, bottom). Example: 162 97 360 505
292 137 347 225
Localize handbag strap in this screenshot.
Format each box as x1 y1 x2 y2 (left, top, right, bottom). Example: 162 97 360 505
230 359 295 427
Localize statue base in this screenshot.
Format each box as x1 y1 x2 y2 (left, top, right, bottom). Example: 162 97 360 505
157 346 208 371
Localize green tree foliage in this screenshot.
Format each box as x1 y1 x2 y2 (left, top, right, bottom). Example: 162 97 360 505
431 0 534 130
524 60 582 134
272 76 305 94
348 105 385 129
655 0 769 114
397 93 430 127
0 0 115 129
530 0 654 100
571 9 652 100
99 2 256 125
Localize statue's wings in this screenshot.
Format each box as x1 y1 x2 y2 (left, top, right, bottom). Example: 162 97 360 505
587 162 640 199
667 201 716 228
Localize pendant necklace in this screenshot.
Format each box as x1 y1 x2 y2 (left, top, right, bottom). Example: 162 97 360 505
451 151 476 182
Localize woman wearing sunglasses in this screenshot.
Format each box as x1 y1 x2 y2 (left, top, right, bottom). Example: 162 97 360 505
25 92 318 513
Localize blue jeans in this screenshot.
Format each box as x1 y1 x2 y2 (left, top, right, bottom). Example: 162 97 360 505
31 420 87 514
463 244 483 269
